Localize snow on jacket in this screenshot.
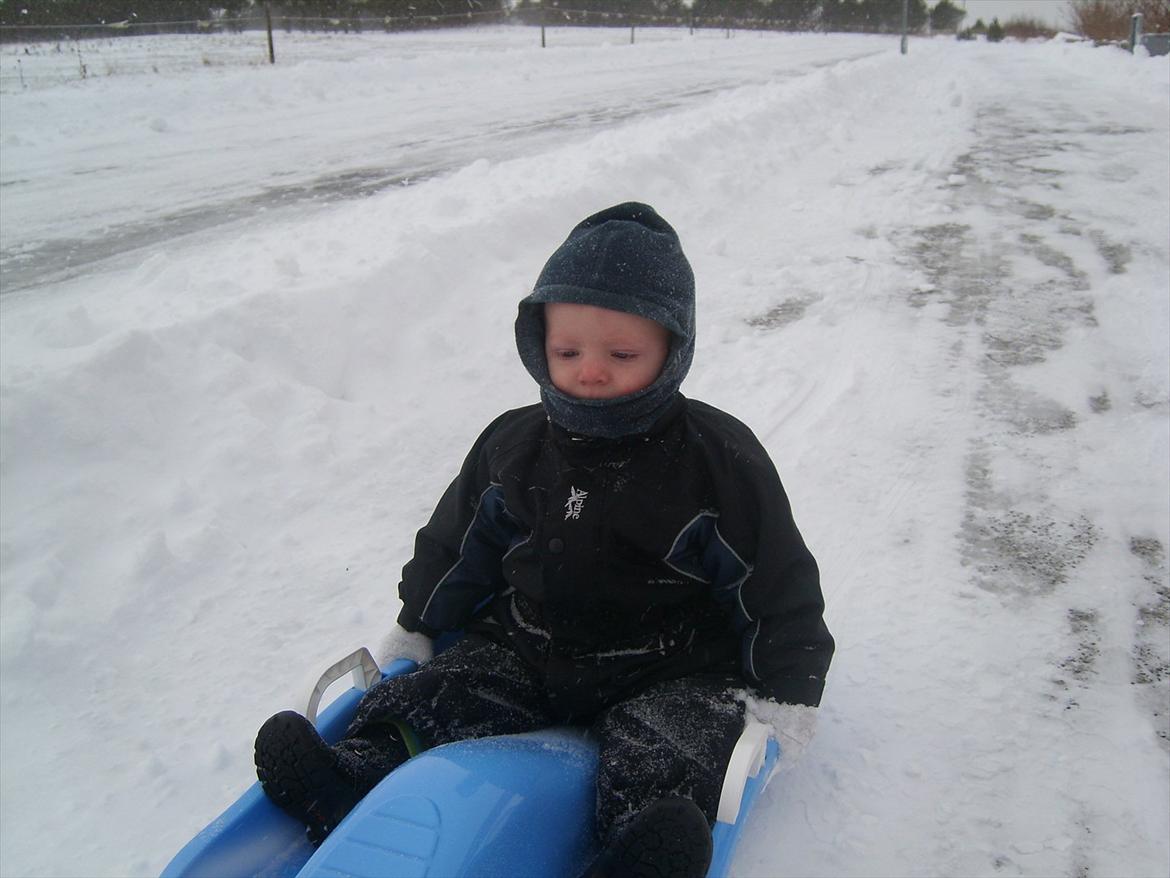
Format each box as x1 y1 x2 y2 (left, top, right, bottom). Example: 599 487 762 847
396 394 834 717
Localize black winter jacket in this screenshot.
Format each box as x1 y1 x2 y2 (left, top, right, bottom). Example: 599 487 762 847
396 394 833 717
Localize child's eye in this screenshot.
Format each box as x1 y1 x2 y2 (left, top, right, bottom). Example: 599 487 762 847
611 351 637 361
553 349 578 359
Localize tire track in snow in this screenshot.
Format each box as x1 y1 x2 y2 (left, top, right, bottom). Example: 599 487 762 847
894 54 1169 878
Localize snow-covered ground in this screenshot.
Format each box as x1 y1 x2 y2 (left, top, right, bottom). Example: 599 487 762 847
0 27 883 292
1 25 1167 878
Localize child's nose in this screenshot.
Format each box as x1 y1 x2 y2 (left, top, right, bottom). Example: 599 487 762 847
578 356 608 385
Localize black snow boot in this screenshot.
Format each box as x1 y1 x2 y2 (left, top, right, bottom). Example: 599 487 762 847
254 710 407 844
585 797 713 878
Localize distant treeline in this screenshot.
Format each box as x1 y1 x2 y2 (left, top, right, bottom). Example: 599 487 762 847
0 0 970 37
0 1 508 32
515 0 964 34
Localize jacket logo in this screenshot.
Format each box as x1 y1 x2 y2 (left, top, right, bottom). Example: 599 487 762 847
564 486 588 520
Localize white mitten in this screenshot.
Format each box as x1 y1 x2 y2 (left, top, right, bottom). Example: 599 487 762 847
375 625 435 667
766 702 819 764
740 694 820 767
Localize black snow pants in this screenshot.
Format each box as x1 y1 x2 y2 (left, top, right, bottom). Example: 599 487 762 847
345 634 746 839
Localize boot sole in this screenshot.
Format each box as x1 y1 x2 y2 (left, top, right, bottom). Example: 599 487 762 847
595 797 713 878
254 710 362 844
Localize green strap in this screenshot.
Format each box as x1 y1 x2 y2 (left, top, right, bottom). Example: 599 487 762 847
390 719 424 758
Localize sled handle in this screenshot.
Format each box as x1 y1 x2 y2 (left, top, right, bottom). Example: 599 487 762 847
716 719 770 825
306 647 382 727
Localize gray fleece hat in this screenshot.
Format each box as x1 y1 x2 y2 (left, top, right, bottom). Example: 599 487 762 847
515 202 696 438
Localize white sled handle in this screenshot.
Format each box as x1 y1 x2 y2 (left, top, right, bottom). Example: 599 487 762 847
716 719 771 825
306 647 382 727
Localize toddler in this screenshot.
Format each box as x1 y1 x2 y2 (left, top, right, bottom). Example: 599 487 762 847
255 202 834 877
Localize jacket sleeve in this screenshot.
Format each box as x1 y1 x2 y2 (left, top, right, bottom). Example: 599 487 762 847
703 414 834 707
395 411 520 637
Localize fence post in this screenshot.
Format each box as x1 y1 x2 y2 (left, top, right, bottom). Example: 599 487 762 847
1130 12 1143 53
265 1 275 64
630 24 635 44
541 3 546 47
900 0 909 54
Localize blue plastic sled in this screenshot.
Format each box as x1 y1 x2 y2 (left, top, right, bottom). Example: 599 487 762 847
162 649 779 878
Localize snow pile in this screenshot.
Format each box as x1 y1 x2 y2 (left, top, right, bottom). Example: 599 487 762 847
1 28 1167 878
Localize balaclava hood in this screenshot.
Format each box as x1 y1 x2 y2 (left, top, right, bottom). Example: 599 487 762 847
515 202 696 439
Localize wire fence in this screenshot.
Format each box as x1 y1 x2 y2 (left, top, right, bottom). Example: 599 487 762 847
0 8 510 42
512 5 815 31
0 8 840 93
0 5 821 43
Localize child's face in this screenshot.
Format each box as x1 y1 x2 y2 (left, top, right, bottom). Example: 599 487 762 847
544 303 671 400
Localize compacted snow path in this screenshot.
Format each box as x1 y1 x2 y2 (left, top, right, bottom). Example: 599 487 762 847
0 28 1167 878
732 44 1169 878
